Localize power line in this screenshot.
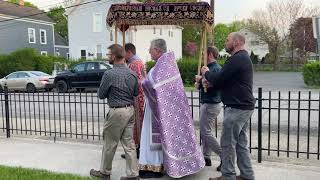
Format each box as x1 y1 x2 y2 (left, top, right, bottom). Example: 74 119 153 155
0 0 102 23
0 0 108 31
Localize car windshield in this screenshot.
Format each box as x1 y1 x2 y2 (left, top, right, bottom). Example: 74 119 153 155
30 71 50 76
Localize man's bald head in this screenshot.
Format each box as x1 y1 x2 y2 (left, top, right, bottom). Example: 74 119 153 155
230 32 246 46
225 32 246 55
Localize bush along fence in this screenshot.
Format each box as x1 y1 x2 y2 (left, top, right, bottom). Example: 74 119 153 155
303 61 320 86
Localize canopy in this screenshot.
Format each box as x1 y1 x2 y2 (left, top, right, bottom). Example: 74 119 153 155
106 2 214 28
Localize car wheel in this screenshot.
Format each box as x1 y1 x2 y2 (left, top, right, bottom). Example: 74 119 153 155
26 83 36 93
76 88 85 92
56 80 68 93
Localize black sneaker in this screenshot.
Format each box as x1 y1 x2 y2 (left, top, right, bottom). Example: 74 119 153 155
139 170 164 179
204 158 212 166
121 154 126 159
216 161 222 171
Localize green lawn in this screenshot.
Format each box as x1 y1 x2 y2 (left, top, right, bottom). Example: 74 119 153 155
184 86 197 91
0 166 97 180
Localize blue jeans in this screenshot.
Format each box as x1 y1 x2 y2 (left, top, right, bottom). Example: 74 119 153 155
221 107 255 180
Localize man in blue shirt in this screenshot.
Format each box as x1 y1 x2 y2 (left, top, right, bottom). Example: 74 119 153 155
195 46 222 171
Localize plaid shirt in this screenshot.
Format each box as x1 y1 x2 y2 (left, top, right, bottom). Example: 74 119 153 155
98 64 139 107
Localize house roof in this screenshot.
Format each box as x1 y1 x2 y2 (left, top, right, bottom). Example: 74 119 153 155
0 1 54 23
65 0 141 16
54 33 68 46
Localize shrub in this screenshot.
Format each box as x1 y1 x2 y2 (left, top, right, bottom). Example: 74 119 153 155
0 48 70 78
303 62 320 86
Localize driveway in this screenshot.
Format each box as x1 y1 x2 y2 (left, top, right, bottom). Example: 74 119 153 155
253 72 311 92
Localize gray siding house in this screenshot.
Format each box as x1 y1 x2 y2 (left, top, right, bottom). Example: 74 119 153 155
54 33 69 59
0 1 68 57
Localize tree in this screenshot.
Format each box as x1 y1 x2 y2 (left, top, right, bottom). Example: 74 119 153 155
8 0 37 8
247 0 319 68
290 17 317 54
47 6 68 41
214 21 245 50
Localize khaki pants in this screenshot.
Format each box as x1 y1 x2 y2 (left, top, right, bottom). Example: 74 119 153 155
100 106 138 177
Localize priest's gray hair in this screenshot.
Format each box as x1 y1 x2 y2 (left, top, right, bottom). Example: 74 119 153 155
151 39 167 53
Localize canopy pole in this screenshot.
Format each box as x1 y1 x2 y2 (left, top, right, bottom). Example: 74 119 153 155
122 30 126 47
115 25 118 44
203 27 208 67
197 26 206 75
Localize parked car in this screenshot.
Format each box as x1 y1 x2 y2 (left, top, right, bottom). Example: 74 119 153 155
0 71 54 93
54 61 112 93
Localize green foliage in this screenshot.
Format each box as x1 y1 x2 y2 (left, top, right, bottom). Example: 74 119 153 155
8 0 37 8
0 165 97 180
145 57 225 86
214 21 245 50
303 62 320 86
47 6 68 41
0 49 70 78
250 52 259 64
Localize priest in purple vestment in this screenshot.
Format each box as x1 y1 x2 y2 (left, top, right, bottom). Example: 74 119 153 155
139 39 205 179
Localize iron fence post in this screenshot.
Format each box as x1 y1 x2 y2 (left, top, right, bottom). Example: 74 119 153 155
258 87 262 163
4 85 10 138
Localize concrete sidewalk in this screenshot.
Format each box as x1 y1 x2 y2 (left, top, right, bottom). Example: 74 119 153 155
0 137 319 180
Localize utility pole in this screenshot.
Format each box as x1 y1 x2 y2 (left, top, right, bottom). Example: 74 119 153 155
316 17 320 61
313 17 320 60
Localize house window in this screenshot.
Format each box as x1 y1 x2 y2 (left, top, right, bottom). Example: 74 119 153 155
81 50 86 59
28 28 36 43
93 13 102 32
153 27 156 34
40 29 47 44
110 30 113 41
41 51 47 56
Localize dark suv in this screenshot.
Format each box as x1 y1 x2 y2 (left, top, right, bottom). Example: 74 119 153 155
54 61 112 93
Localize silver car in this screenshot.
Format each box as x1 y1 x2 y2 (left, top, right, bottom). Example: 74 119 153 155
0 71 54 92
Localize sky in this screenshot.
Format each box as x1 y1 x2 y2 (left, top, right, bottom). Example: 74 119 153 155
26 0 320 23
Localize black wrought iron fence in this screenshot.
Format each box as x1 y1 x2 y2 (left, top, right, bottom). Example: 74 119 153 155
0 87 319 162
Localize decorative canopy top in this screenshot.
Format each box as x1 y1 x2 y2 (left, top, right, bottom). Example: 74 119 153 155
106 2 214 28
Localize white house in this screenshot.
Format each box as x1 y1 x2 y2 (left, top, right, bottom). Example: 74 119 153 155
66 0 183 62
239 28 269 59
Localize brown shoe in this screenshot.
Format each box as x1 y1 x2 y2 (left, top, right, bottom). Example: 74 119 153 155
209 176 243 180
209 177 222 180
120 176 140 180
90 169 110 180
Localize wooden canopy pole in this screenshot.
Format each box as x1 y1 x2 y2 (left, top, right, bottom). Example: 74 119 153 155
197 26 206 75
115 25 118 44
122 31 126 47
